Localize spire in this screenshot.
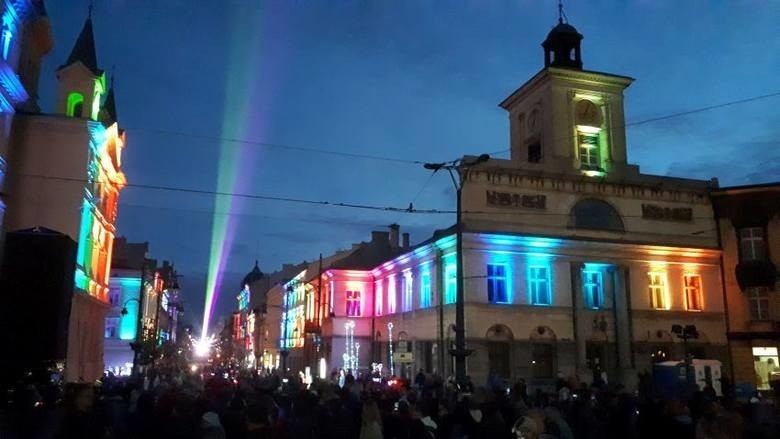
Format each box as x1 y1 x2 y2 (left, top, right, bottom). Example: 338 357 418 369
60 12 101 75
100 70 117 126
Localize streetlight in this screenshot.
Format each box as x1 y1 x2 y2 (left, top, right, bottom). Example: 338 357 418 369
423 154 490 386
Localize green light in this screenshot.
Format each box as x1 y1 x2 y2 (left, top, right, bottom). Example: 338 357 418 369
91 73 106 120
67 92 84 117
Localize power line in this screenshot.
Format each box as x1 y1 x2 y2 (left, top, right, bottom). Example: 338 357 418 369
18 172 719 219
484 90 780 156
123 126 429 165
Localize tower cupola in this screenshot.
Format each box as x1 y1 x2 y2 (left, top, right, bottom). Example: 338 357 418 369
541 3 583 70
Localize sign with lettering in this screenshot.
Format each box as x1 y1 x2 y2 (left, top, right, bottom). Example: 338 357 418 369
393 352 414 363
486 191 546 209
641 204 693 222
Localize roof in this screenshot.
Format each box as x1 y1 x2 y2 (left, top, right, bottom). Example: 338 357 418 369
100 79 117 125
328 240 405 271
241 260 265 287
60 17 101 75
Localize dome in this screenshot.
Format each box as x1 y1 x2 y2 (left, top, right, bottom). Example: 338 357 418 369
241 260 264 288
546 22 581 39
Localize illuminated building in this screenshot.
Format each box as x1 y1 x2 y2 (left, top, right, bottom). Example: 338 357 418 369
0 0 50 246
261 16 729 390
712 184 779 392
2 11 127 382
232 261 264 369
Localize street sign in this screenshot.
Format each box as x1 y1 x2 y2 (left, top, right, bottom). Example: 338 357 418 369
393 352 414 363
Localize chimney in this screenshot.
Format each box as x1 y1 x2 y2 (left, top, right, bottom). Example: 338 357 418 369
389 223 400 248
371 231 389 243
402 233 410 248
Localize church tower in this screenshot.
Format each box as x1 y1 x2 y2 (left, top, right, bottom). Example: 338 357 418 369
55 11 105 120
500 10 633 179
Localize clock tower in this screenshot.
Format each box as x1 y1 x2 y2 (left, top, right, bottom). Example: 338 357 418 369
500 16 634 179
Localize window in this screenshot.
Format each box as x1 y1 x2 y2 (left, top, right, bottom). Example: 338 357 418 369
66 92 84 118
529 266 551 305
739 227 766 261
2 25 12 60
104 317 118 338
747 287 770 321
375 280 383 316
420 270 432 308
487 264 508 303
444 262 457 304
403 272 413 312
582 270 603 309
108 286 121 306
684 274 703 311
578 132 600 170
648 272 668 309
570 199 624 232
528 141 542 163
346 290 361 317
387 275 397 314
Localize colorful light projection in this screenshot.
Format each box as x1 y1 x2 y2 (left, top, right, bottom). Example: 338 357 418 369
443 254 457 304
419 263 432 308
402 269 413 311
201 6 273 341
387 274 397 313
75 122 126 301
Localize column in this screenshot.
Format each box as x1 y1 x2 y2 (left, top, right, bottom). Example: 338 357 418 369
612 265 633 369
570 262 588 372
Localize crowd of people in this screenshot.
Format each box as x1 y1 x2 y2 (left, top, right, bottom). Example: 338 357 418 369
3 366 780 439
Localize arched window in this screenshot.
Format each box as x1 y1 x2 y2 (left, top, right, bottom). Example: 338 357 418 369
570 198 624 232
67 92 84 117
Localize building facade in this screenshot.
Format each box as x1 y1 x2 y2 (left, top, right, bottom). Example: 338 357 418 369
267 19 730 390
2 13 126 382
713 184 780 393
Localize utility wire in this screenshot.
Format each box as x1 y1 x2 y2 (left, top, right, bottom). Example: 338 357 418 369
19 172 718 219
483 90 780 156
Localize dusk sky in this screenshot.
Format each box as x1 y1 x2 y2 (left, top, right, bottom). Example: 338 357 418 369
39 1 779 332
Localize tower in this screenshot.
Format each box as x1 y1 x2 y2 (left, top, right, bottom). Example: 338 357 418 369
500 13 634 178
55 13 105 120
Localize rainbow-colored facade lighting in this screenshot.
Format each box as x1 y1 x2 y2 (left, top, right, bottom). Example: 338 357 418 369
74 122 126 301
113 277 142 340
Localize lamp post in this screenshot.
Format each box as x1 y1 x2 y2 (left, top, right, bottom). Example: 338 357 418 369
121 297 142 375
672 324 699 388
126 258 148 377
423 154 489 386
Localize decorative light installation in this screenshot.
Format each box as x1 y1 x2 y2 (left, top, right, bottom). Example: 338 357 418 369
344 320 356 372
388 322 395 376
319 357 327 379
355 343 360 372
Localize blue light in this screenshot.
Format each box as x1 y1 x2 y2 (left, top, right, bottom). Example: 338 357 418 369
527 260 552 306
420 266 432 308
443 253 457 304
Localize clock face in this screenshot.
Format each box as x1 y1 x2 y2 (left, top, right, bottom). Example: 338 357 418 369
576 100 602 127
527 108 540 132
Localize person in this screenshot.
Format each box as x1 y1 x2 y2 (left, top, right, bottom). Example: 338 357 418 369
415 369 427 389
200 411 226 439
56 384 106 439
360 398 383 439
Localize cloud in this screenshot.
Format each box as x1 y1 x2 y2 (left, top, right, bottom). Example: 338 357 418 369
665 139 780 186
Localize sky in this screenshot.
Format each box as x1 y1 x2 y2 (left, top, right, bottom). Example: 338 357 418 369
39 1 779 332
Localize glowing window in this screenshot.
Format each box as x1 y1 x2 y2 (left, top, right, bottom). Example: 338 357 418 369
1 25 12 60
487 264 508 303
403 271 413 312
104 317 118 338
582 270 603 309
648 272 668 310
66 92 84 117
684 274 703 311
420 269 432 308
444 262 457 304
747 287 770 321
375 280 383 316
108 285 120 306
346 290 361 317
578 132 600 170
387 275 397 314
739 227 765 261
528 266 551 305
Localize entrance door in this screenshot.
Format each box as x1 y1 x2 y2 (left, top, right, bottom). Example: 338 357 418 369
488 341 510 379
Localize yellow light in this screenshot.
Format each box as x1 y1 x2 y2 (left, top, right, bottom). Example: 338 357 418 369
190 365 198 373
577 125 601 134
